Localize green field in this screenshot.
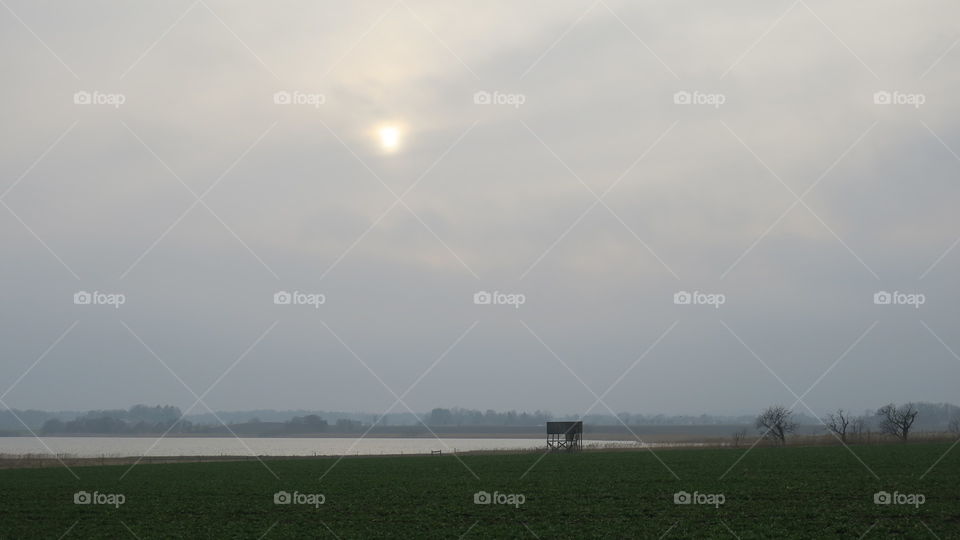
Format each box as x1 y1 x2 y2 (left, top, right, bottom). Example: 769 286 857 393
0 442 956 538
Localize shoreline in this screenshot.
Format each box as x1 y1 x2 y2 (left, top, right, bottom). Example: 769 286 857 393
3 435 957 471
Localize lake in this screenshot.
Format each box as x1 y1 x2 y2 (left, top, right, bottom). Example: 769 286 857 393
0 437 635 458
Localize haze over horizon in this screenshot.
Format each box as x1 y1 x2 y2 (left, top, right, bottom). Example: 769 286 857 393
2 1 959 419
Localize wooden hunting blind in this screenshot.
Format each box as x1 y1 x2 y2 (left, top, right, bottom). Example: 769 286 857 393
546 421 582 451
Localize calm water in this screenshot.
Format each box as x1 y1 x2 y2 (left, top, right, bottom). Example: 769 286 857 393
0 437 632 458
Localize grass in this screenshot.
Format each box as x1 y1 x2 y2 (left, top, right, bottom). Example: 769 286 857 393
0 442 956 538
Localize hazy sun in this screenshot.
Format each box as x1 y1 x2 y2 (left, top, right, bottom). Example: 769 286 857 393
379 126 400 151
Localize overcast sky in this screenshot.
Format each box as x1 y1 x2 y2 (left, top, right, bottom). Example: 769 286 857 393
1 1 958 417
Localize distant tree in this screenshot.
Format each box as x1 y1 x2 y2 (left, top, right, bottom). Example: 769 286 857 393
731 428 748 448
41 418 64 434
335 418 361 432
755 405 797 445
948 417 960 438
849 416 867 440
428 408 453 426
876 403 918 442
825 409 851 442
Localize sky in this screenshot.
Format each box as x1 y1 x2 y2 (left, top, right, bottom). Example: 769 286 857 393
1 0 958 417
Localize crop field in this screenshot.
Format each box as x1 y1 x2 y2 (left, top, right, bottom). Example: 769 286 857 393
0 442 956 538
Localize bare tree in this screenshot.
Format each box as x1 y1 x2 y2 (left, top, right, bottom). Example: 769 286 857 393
825 409 851 442
731 428 748 448
948 417 960 438
849 416 867 442
756 405 797 445
876 403 918 442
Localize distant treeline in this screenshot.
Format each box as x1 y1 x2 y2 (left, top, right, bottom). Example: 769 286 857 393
37 407 365 435
0 402 955 434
